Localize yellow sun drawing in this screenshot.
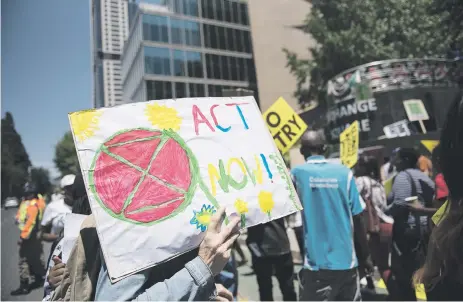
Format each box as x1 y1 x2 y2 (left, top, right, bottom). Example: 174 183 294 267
145 103 182 131
234 199 249 215
69 110 102 143
258 191 275 218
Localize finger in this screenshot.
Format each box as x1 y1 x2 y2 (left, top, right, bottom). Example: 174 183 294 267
218 288 233 301
52 256 62 264
221 233 240 251
215 296 229 302
53 268 65 277
53 263 66 270
209 207 226 232
219 216 240 241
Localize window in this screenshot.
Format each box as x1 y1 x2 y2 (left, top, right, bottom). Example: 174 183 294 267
175 82 187 98
236 30 244 53
231 1 239 24
224 0 232 23
143 15 168 43
171 18 184 44
239 2 248 25
243 31 252 53
146 80 173 100
217 26 226 50
184 0 198 17
221 55 229 80
236 57 245 81
186 51 203 78
203 24 211 48
184 21 200 47
230 57 238 81
173 50 186 76
227 28 236 52
173 0 183 14
189 83 205 97
144 46 171 76
216 0 224 21
201 0 213 19
212 54 221 79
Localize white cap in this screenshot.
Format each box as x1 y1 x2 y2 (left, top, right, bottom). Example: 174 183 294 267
60 174 76 188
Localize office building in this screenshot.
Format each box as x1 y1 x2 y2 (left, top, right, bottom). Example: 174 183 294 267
122 0 258 103
91 0 130 108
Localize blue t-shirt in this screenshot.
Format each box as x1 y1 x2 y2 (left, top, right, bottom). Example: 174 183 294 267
291 156 365 271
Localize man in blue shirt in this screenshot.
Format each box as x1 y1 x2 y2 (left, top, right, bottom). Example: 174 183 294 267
291 130 372 301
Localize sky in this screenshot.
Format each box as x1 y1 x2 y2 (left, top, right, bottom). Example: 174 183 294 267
2 0 92 178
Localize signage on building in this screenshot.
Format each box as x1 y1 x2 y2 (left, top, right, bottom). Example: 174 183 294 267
326 98 378 142
383 120 411 138
340 121 359 168
263 97 308 154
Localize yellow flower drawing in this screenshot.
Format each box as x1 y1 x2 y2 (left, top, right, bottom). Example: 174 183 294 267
69 110 102 143
234 199 248 215
145 104 182 131
258 191 275 218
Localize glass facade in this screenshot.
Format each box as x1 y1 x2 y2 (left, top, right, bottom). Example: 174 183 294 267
126 0 258 102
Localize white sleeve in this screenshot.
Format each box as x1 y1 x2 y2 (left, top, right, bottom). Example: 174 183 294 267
41 206 55 226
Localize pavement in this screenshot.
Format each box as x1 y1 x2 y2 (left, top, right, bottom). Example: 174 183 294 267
1 208 420 301
1 207 51 301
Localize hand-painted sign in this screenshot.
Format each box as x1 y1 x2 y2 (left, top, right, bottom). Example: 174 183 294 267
68 96 302 282
403 99 429 121
340 121 359 168
262 97 308 154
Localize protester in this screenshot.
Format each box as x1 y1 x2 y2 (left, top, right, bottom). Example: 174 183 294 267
232 241 248 266
40 174 75 242
286 212 304 262
413 92 463 300
291 130 372 301
11 185 46 296
355 155 395 293
246 218 297 301
386 147 436 300
381 156 396 181
417 153 433 177
431 144 448 208
43 174 90 301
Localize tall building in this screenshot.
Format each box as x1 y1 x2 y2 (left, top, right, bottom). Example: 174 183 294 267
91 0 130 108
122 0 258 104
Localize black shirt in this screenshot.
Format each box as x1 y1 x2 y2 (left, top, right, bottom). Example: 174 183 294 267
246 218 291 257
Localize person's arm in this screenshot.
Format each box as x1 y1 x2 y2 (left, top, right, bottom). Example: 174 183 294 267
20 205 39 239
41 225 59 242
347 172 371 269
408 203 438 215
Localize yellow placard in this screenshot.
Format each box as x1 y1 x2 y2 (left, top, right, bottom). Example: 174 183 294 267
383 177 394 196
340 121 359 168
421 140 439 153
262 97 308 154
432 200 449 226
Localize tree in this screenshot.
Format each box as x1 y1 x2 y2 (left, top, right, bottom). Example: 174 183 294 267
54 131 80 176
285 0 455 107
1 112 31 200
30 167 52 196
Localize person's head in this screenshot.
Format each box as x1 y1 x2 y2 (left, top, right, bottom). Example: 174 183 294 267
71 174 92 215
61 174 76 207
300 130 326 159
355 155 380 180
393 147 419 172
414 92 463 288
23 183 37 200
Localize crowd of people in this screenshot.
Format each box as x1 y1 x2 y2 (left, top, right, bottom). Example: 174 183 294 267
10 92 463 301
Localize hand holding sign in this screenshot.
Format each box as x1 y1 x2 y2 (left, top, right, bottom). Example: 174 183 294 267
340 121 359 168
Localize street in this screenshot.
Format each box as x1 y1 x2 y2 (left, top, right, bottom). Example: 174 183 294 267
1 208 51 301
1 208 388 301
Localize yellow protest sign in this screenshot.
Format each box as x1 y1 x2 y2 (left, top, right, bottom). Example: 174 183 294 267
340 121 359 168
383 177 394 196
263 97 308 154
432 200 449 226
421 140 439 153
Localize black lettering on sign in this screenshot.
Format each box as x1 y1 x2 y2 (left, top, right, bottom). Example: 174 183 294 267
287 114 301 130
266 112 281 128
281 124 297 141
273 131 287 147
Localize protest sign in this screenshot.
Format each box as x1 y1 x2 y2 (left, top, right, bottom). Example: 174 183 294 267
421 140 439 153
340 121 359 168
262 97 308 154
383 120 411 138
403 99 429 121
432 200 449 226
68 97 302 281
62 214 88 263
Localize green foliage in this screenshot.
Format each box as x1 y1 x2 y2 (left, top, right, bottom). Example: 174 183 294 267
285 0 458 107
31 167 52 196
1 112 31 200
54 131 80 176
